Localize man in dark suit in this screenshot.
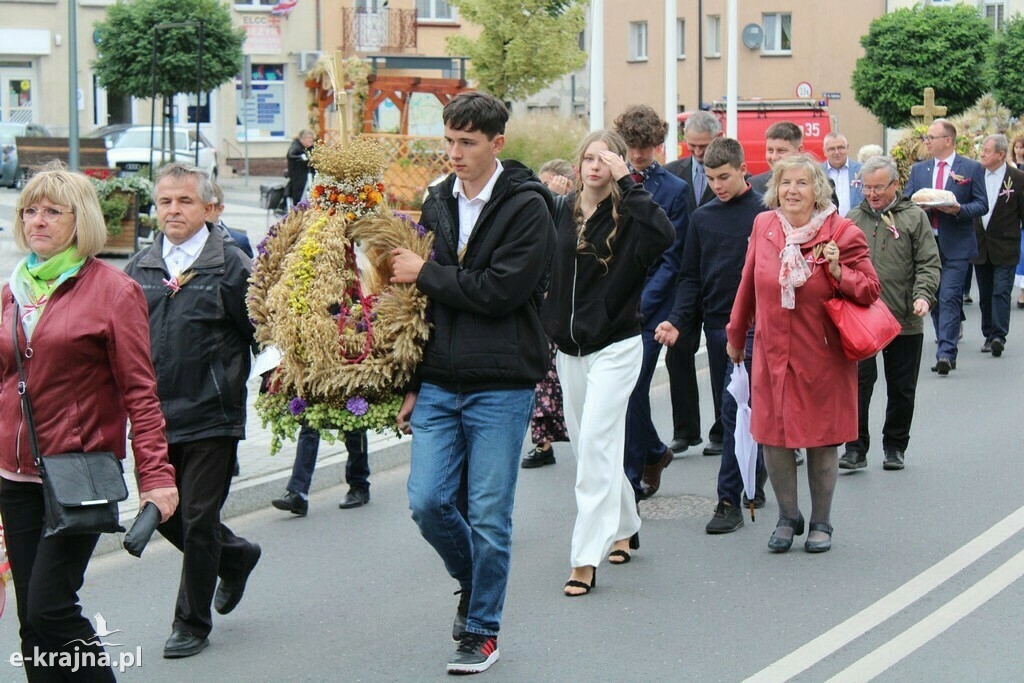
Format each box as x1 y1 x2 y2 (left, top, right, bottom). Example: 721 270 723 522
212 183 254 258
972 134 1024 357
613 105 690 499
664 111 723 455
749 121 804 195
904 118 989 374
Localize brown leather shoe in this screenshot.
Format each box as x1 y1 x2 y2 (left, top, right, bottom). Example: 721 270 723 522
640 446 673 497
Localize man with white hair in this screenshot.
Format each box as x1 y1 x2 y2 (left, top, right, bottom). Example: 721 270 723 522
822 132 864 216
972 133 1024 357
666 110 723 217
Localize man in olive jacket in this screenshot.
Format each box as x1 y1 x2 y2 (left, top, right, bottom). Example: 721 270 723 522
125 163 261 659
841 156 940 472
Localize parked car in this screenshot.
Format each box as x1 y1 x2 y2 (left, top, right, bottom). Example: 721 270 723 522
107 126 219 179
0 122 52 188
84 123 133 149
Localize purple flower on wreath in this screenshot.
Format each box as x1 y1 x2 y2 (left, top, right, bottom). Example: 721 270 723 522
346 396 369 416
355 320 367 333
288 397 308 416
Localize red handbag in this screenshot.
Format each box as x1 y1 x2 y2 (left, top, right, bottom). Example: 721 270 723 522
821 223 903 361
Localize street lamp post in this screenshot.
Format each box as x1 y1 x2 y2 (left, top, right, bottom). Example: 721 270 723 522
589 0 604 130
68 0 80 171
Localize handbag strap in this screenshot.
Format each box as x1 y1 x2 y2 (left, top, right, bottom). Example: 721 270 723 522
821 216 849 298
11 304 42 468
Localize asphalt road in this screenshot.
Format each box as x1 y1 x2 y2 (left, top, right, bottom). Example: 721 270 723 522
1 299 1022 681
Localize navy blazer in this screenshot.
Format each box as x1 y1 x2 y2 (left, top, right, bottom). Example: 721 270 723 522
904 154 988 260
639 165 690 330
664 156 715 216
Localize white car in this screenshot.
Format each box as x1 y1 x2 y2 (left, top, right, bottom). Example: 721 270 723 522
107 126 219 178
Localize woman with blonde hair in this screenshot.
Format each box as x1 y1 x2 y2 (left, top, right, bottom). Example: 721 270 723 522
541 130 674 595
727 154 880 554
0 164 178 680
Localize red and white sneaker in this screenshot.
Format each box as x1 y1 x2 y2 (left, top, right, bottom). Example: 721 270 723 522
446 633 499 675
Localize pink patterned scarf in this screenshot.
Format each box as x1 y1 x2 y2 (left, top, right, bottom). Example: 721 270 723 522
776 204 837 309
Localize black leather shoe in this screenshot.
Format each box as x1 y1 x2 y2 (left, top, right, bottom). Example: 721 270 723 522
768 515 804 553
839 449 866 470
669 437 702 454
706 500 744 534
521 445 556 469
163 629 209 659
702 439 723 456
882 450 905 470
214 543 261 615
991 339 1004 357
963 294 973 304
804 522 834 553
339 488 370 509
933 358 952 375
271 490 308 516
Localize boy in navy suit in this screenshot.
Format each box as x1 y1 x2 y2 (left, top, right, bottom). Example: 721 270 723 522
903 119 988 374
613 105 690 502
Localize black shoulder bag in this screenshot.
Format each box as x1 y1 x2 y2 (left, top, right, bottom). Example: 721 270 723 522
12 304 128 537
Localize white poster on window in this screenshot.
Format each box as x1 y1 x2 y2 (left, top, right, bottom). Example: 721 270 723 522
408 93 444 137
243 15 282 54
236 82 286 140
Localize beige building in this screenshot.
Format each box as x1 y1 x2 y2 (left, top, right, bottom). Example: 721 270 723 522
0 0 476 168
600 0 887 154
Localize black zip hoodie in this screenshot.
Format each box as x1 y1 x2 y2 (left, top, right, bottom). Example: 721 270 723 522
542 176 675 356
414 160 556 392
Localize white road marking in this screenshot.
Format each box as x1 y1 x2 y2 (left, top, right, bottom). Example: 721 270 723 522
744 504 1024 683
827 547 1024 682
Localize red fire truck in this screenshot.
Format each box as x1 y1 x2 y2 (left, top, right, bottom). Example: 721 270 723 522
677 99 833 175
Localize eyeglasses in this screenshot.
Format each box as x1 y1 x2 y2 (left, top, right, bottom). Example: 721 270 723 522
921 135 951 142
863 180 895 194
19 207 75 221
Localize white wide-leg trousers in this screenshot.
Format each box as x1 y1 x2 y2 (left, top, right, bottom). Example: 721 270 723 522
557 336 644 568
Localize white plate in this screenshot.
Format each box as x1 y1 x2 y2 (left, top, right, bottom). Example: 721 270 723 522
913 200 956 207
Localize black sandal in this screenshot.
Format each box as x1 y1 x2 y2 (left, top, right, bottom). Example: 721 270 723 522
607 549 631 564
564 568 596 596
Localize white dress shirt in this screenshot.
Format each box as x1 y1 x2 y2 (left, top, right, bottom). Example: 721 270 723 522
452 160 503 254
932 152 957 189
826 161 851 216
982 163 1006 229
162 225 210 278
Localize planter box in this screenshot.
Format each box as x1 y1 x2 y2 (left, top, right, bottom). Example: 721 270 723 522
100 191 138 256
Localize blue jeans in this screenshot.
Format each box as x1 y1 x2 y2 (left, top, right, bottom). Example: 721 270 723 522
624 328 668 497
286 426 369 495
707 327 765 507
932 255 968 361
975 262 1015 344
407 383 534 636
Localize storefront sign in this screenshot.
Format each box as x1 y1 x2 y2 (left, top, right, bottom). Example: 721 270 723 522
243 15 282 55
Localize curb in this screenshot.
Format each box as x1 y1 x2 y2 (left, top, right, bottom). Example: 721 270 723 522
94 346 708 556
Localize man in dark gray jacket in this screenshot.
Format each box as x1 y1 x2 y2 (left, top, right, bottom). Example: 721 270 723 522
841 156 940 471
125 163 260 660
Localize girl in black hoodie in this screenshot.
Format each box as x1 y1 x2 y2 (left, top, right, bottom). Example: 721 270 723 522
542 130 674 596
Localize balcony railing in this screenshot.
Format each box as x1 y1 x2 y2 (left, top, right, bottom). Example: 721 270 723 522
341 8 417 55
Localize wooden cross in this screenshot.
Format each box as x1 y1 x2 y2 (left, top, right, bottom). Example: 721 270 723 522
911 87 947 125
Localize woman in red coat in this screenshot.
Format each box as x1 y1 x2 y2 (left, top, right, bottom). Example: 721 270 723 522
726 155 881 554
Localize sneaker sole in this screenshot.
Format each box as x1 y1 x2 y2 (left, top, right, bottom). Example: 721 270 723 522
838 460 866 470
991 341 1004 357
447 649 499 674
883 462 905 470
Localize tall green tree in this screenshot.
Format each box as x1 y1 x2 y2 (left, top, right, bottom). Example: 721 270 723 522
990 14 1024 116
446 0 587 101
851 4 992 129
93 0 244 159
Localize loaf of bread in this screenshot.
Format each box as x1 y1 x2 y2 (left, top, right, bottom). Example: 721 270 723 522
911 188 956 204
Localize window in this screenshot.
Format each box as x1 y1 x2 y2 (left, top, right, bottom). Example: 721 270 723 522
629 21 648 61
677 18 685 59
706 15 721 58
985 2 1005 30
417 0 455 22
763 13 792 54
234 0 276 10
